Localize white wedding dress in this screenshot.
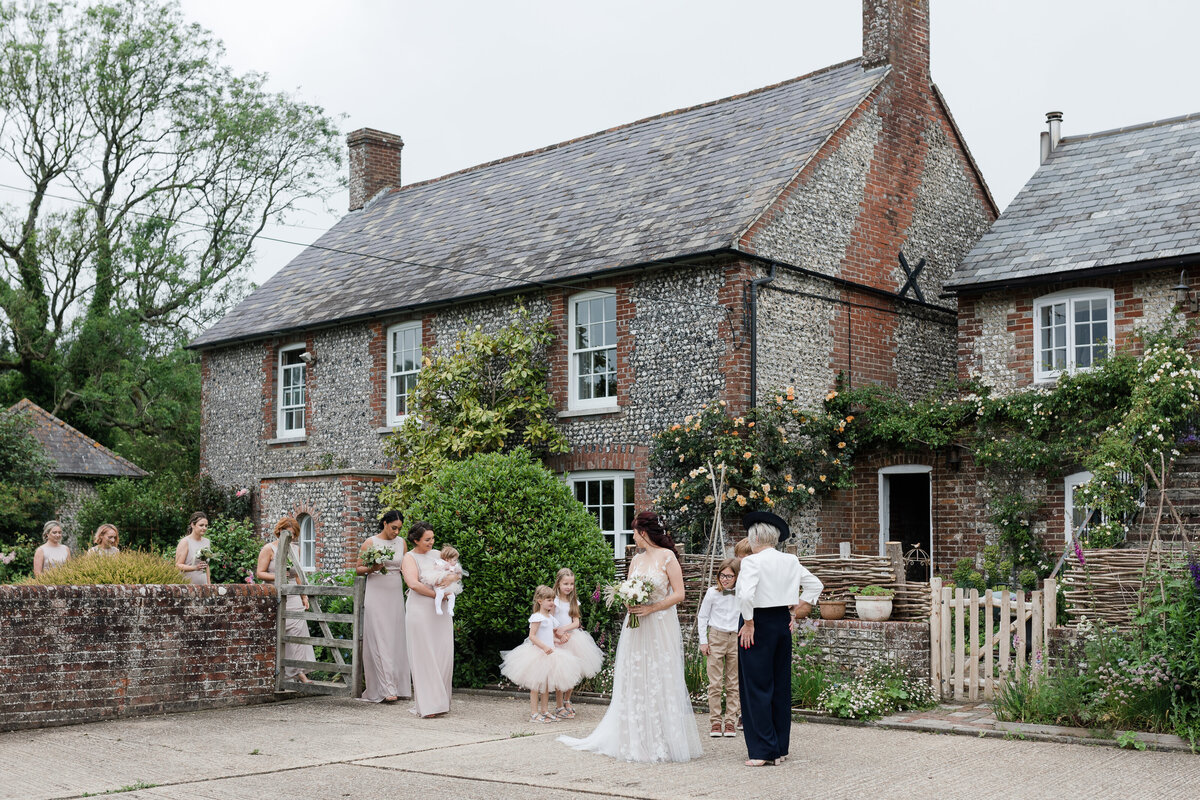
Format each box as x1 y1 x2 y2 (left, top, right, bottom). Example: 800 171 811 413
558 552 704 762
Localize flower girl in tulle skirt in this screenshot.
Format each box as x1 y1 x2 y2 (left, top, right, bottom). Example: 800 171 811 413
550 568 605 719
500 585 584 723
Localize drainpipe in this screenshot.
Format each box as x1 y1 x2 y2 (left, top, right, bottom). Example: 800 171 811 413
748 262 777 409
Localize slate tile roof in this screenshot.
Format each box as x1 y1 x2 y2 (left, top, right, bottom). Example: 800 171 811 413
192 60 887 348
948 113 1200 291
7 399 149 479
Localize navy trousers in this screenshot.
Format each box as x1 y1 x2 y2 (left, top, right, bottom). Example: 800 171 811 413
737 606 792 761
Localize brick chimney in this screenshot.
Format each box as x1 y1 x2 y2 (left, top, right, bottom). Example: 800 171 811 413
861 0 930 85
347 128 404 211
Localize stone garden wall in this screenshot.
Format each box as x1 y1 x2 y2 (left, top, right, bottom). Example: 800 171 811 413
811 619 931 682
0 584 278 732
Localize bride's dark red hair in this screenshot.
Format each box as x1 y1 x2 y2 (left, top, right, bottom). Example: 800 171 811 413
633 511 679 559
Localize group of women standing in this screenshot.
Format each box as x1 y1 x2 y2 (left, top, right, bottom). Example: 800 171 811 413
261 510 455 718
31 513 213 580
355 511 455 716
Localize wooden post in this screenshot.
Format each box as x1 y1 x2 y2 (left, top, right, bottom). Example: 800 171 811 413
1043 576 1057 645
1031 589 1044 680
968 588 979 701
984 590 995 700
929 577 942 697
953 587 965 700
839 541 852 559
1015 589 1027 673
940 585 952 700
273 529 291 692
350 576 367 698
998 590 1011 681
885 541 906 585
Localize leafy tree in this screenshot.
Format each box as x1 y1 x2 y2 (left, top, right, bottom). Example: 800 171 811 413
0 407 61 579
0 0 343 474
380 305 568 512
405 449 616 687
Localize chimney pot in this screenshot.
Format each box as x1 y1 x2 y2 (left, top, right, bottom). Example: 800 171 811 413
1046 110 1063 152
347 128 404 212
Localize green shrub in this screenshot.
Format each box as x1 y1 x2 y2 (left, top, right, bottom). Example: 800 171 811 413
22 550 186 585
205 516 261 584
791 620 832 708
817 658 935 720
994 666 1089 727
405 449 616 687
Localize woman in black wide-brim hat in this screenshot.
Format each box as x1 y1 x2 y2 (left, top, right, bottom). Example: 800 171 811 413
735 510 823 767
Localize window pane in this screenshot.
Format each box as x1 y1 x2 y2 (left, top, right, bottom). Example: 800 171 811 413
1076 346 1092 368
575 324 589 350
601 506 614 531
1092 321 1107 346
575 483 587 503
576 300 590 326
601 480 614 505
577 374 592 400
1054 348 1066 371
592 349 608 373
605 320 616 346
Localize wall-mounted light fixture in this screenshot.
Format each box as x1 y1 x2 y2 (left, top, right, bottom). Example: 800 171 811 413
298 351 316 365
1173 270 1198 313
945 444 962 471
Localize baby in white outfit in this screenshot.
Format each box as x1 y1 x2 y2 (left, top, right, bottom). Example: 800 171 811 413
427 544 467 616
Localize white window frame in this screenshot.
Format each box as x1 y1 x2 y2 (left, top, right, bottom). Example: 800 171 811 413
277 343 307 438
298 514 316 571
1033 288 1114 383
386 321 422 427
567 290 619 411
568 470 635 560
877 464 934 575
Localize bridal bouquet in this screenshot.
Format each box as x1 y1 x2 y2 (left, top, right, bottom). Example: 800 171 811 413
360 546 395 574
195 546 214 563
602 577 657 628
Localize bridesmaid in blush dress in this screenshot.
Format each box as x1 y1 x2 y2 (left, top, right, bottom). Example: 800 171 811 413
357 510 412 703
32 520 70 576
401 521 455 717
175 512 211 585
255 516 314 684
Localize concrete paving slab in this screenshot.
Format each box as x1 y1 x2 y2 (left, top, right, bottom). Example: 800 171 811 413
3 693 1199 800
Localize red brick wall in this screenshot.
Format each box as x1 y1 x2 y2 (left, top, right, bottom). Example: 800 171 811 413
0 584 278 732
546 445 653 509
717 260 755 413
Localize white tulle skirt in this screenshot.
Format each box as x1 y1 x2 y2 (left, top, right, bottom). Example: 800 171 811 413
559 629 604 679
501 642 584 692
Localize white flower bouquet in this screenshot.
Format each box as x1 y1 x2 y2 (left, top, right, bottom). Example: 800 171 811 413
195 546 214 564
602 576 657 628
360 546 395 574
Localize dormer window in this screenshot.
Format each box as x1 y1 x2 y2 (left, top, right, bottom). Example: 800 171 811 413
1033 289 1113 382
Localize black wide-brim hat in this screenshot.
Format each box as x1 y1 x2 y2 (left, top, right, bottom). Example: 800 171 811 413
741 510 791 543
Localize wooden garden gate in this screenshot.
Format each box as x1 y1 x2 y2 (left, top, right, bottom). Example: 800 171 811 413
273 530 366 696
928 576 1057 701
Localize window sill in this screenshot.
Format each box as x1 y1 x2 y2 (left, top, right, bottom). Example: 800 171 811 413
558 405 621 419
267 435 308 446
376 426 396 435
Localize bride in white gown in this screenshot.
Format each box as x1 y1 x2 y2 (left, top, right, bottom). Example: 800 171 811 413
558 511 703 763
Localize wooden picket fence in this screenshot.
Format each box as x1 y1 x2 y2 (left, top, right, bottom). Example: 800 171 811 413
928 576 1057 701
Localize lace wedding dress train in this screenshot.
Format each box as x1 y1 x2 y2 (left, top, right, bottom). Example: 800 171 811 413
558 557 703 763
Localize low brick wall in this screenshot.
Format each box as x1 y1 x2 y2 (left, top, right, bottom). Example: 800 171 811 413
811 619 930 682
0 584 279 732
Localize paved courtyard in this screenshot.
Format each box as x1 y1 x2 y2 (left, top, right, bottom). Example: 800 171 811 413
2 693 1197 800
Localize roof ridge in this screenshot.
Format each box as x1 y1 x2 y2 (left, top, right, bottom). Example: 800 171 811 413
6 398 148 477
1062 111 1200 144
391 58 869 195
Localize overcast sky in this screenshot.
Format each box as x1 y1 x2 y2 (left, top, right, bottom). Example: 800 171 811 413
175 0 1200 286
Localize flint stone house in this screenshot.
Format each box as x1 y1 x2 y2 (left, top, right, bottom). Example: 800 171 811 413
834 110 1200 576
192 0 995 570
8 399 148 548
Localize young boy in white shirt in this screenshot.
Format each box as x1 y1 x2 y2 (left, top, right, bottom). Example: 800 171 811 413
698 557 742 738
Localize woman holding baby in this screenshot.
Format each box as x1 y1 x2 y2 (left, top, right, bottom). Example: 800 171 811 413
401 520 458 717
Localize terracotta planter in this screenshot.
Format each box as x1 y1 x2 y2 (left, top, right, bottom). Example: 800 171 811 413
854 596 893 622
818 600 846 620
